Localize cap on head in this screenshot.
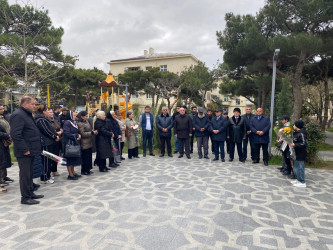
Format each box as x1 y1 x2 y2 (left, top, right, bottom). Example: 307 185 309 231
294 120 305 129
198 107 204 113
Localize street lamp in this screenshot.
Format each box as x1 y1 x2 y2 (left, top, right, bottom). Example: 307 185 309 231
268 49 280 155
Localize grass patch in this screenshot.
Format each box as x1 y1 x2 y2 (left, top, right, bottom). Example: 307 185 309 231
269 155 283 165
326 127 333 133
9 144 17 162
318 143 333 151
308 161 333 170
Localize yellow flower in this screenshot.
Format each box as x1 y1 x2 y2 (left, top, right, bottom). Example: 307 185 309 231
283 127 291 134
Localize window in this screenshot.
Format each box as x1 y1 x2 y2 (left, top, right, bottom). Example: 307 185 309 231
146 66 152 71
236 99 241 105
146 93 152 99
160 65 167 71
224 95 229 102
223 107 228 113
127 67 140 72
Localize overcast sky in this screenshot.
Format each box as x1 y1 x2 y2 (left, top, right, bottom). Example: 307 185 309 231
11 0 266 72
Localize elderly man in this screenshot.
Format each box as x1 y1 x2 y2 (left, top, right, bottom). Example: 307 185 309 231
210 109 228 162
10 97 44 205
172 105 181 153
174 107 192 159
156 106 173 157
242 106 255 161
189 106 197 153
250 108 271 166
228 108 246 162
193 107 210 159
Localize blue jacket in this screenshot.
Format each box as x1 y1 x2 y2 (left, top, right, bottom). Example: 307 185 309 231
210 116 228 142
192 114 210 137
156 114 173 137
250 115 271 144
140 113 154 131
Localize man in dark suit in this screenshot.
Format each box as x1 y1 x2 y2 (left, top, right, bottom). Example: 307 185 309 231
210 109 228 162
10 96 44 205
242 106 255 161
250 108 271 166
174 107 192 159
228 108 246 162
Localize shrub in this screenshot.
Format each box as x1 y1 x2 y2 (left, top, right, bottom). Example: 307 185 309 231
305 121 325 164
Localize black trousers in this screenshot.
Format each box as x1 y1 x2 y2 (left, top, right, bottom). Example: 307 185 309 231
282 147 292 173
120 142 124 156
254 143 269 162
128 147 139 158
41 144 56 181
243 135 255 160
230 142 243 161
226 138 231 154
160 136 171 155
17 156 35 199
209 133 215 153
190 135 194 152
81 148 92 173
178 137 190 156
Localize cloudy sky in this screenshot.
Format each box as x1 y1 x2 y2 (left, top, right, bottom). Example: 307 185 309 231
11 0 266 72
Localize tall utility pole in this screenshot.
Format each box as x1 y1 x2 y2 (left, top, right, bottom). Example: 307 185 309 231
268 49 280 154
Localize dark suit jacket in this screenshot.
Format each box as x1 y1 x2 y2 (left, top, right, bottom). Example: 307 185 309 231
210 116 228 142
250 115 271 144
228 116 246 143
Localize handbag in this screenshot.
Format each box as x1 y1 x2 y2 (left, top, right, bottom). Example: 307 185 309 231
125 128 130 137
65 138 81 158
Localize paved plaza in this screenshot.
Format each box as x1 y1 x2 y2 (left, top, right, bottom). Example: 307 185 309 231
1 152 333 250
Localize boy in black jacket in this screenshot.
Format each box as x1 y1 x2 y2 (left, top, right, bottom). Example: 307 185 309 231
289 120 307 188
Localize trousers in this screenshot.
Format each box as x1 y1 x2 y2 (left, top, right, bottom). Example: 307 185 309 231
178 137 190 156
17 156 35 198
197 136 209 157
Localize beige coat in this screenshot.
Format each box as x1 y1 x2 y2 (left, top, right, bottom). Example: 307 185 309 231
125 118 139 149
117 118 126 143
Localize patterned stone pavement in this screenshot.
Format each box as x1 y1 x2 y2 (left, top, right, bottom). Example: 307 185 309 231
1 151 333 250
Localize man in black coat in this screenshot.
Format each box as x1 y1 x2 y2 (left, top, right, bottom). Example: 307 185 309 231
241 106 255 161
189 106 197 153
172 105 181 153
210 109 228 162
222 111 231 155
228 108 246 162
10 96 43 205
174 107 192 159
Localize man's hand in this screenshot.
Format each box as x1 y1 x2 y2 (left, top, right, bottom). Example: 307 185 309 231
55 136 60 142
24 151 30 155
289 143 295 147
93 130 98 135
259 131 264 136
200 128 205 132
118 135 122 139
247 130 251 135
213 130 219 134
175 134 177 137
189 134 192 137
77 134 81 140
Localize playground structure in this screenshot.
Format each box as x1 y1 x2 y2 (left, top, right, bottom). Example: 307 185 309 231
87 73 131 119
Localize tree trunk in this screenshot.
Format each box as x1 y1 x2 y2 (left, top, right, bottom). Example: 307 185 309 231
291 51 306 121
321 61 330 131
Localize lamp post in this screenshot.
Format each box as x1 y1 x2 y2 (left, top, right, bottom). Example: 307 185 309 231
268 49 280 154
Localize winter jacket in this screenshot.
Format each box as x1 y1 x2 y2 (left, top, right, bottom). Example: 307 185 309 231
10 107 42 157
94 118 113 159
228 116 247 143
35 114 58 147
106 112 122 137
192 114 210 137
125 118 139 149
156 114 173 137
174 114 192 139
0 124 11 170
210 116 228 142
293 129 307 161
77 117 93 150
250 115 271 144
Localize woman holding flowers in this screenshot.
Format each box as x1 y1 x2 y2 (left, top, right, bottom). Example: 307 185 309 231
125 111 139 159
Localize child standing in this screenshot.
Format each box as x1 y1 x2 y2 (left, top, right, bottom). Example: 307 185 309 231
289 120 307 187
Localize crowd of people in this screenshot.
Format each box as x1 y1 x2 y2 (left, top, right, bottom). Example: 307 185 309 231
0 96 308 205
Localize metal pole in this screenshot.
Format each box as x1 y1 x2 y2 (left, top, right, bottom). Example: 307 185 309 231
47 84 50 107
10 90 13 113
125 84 128 115
268 54 277 154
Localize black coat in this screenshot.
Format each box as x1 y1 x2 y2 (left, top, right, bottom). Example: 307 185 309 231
192 114 210 137
174 114 192 139
0 124 11 170
293 129 307 161
35 114 58 147
242 113 255 137
94 118 113 159
228 116 247 143
156 114 173 137
210 116 228 142
250 115 271 144
10 107 42 157
106 112 122 137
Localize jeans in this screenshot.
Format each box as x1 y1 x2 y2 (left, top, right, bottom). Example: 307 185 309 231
230 142 243 161
243 135 255 160
293 160 305 183
197 136 209 157
213 140 225 159
142 130 153 154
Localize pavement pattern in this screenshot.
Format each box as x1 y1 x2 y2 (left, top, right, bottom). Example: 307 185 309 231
1 153 333 250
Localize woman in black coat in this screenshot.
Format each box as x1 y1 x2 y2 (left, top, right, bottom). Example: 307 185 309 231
0 123 11 193
106 111 121 167
94 111 114 172
63 110 82 180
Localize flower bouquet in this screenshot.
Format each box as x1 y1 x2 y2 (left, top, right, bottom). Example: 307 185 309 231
42 150 67 166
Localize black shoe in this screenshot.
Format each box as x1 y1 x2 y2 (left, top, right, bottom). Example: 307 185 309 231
204 156 209 159
149 153 155 156
121 157 126 160
68 175 79 180
252 160 259 164
288 173 296 179
221 159 225 162
213 158 219 161
229 159 233 162
264 161 268 166
134 156 140 158
277 167 283 171
187 155 191 159
88 171 94 174
174 151 178 154
199 156 203 159
168 154 173 157
81 172 90 175
4 177 14 183
190 150 193 154
21 198 40 205
143 153 146 157
74 173 82 178
33 183 40 192
159 154 164 157
240 159 245 163
128 157 132 159
31 194 44 199
109 163 118 168
282 171 291 176
105 167 111 170
178 155 183 158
